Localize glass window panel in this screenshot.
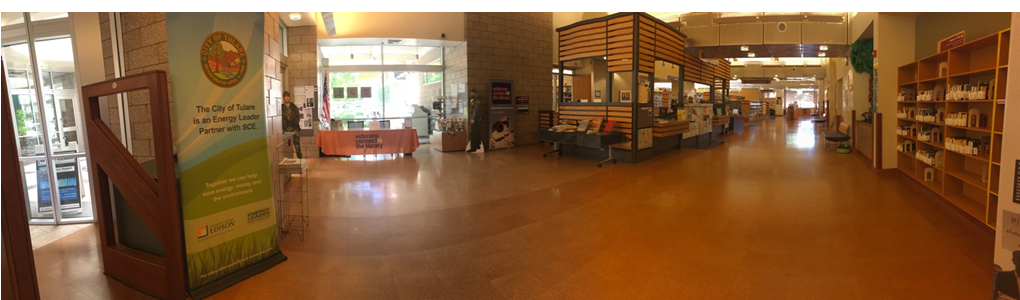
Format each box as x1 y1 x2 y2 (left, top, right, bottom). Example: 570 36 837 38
3 44 35 89
324 45 381 66
23 159 56 223
328 72 382 127
34 38 77 86
44 91 82 154
41 71 53 89
51 72 74 89
29 12 68 22
383 71 419 119
1 12 26 26
5 44 45 157
382 46 440 65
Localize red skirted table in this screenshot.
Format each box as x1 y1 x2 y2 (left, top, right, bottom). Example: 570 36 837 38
316 129 420 156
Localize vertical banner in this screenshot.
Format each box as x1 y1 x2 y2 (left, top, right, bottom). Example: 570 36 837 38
166 12 282 291
489 80 515 149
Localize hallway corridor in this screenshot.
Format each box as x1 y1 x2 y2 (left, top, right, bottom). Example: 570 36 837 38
34 118 994 299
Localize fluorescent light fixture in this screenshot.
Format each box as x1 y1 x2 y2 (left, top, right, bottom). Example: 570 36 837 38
818 52 826 57
289 13 302 21
740 46 749 52
552 69 573 75
819 45 828 51
747 52 755 57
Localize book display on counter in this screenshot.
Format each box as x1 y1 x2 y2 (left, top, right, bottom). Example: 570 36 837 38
895 28 1010 229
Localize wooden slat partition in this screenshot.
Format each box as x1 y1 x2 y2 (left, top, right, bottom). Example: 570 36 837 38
684 52 701 82
539 110 557 129
653 120 691 137
556 13 692 154
558 13 687 74
558 105 609 125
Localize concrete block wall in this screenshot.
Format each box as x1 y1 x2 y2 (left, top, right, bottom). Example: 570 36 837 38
285 25 320 158
443 43 468 118
264 12 286 182
464 12 553 146
100 12 169 164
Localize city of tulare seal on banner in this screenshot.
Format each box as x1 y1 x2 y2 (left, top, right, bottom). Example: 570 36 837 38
200 31 247 88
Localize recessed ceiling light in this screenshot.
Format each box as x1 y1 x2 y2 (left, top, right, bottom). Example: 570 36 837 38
819 45 828 51
740 46 749 52
289 13 302 21
819 52 826 57
748 52 755 57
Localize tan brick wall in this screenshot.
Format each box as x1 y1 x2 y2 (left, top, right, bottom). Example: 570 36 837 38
285 25 320 158
265 12 285 180
464 12 553 146
100 12 169 164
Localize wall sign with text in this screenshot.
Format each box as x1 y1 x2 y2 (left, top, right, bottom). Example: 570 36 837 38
491 80 512 106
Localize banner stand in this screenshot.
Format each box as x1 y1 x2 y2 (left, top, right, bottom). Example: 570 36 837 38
188 253 287 299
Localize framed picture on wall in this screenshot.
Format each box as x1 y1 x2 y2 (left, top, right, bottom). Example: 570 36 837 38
346 87 358 99
620 90 632 103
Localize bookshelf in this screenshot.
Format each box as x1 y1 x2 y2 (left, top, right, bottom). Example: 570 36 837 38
895 29 1010 230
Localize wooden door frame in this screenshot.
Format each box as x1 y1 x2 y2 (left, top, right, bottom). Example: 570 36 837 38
81 71 186 299
2 58 42 299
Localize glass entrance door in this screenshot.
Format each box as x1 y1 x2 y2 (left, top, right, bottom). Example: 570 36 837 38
3 15 93 225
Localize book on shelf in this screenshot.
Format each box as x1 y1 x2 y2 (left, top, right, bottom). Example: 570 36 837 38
603 120 615 133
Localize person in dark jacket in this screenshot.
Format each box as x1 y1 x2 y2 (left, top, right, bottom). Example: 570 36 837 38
281 91 302 158
467 89 482 152
995 250 1020 300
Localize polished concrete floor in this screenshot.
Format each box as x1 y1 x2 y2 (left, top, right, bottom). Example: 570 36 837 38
33 118 994 299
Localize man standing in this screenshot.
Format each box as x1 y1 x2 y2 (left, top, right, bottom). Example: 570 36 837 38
466 89 482 153
281 91 302 158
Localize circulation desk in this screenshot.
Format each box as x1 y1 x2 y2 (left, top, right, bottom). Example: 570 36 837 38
316 128 420 156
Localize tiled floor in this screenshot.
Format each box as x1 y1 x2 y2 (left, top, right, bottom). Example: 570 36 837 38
29 223 91 250
32 118 994 299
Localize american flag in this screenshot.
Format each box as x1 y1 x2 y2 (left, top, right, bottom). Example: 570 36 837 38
321 73 330 129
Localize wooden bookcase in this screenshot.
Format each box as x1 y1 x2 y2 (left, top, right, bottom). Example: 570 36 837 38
895 29 1010 229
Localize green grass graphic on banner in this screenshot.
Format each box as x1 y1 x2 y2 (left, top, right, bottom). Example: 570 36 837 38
187 226 278 288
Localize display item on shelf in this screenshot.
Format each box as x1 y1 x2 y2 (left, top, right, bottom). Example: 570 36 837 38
898 140 915 153
918 86 945 101
898 88 916 102
947 82 992 101
916 149 945 168
917 108 938 123
918 127 941 143
897 125 917 138
946 136 991 157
